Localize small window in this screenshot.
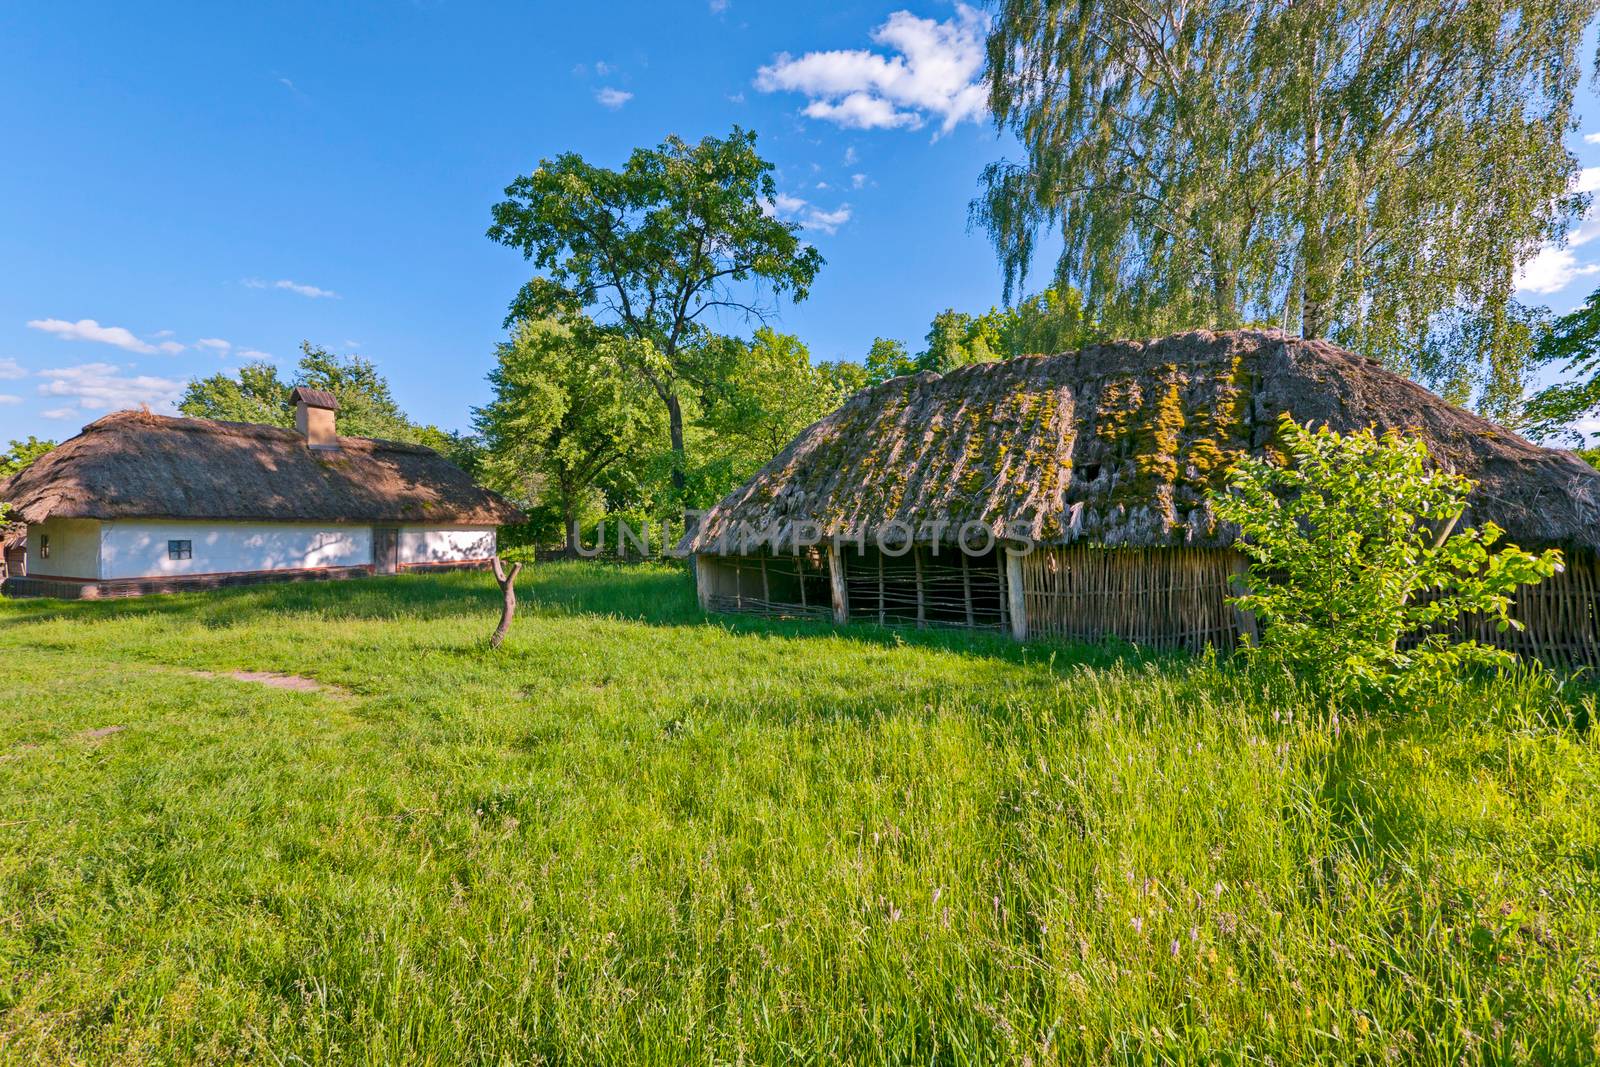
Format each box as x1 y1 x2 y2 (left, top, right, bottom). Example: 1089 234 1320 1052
168 539 192 561
39 534 50 559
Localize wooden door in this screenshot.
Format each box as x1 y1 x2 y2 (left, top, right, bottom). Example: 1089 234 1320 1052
374 527 399 575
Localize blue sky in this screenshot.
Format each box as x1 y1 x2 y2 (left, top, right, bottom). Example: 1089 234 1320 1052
2 2 1598 445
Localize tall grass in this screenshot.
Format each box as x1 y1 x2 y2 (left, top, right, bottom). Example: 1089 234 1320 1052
1 564 1596 1064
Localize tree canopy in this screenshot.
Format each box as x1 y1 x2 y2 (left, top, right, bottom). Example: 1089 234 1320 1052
180 343 481 469
0 436 57 480
979 0 1596 416
487 127 823 494
1523 285 1600 446
475 316 659 554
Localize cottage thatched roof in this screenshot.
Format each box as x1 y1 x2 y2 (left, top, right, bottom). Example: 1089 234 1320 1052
0 410 523 526
687 330 1600 555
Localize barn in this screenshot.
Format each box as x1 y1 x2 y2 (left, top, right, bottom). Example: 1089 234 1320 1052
684 330 1600 667
0 388 522 599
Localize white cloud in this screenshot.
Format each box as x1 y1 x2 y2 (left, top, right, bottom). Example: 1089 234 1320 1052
195 337 232 353
0 358 25 380
766 193 853 235
1585 132 1600 145
0 395 19 405
709 0 729 12
26 317 158 354
594 60 614 76
595 86 633 109
237 348 274 361
36 362 187 415
1516 245 1600 295
244 277 340 299
851 172 868 189
755 5 989 135
40 407 77 420
157 341 185 354
844 146 859 165
1577 167 1600 194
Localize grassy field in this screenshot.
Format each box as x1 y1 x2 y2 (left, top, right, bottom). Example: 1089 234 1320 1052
1 564 1598 1065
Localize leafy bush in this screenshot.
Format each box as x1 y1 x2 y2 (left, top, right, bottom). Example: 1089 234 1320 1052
1211 414 1562 699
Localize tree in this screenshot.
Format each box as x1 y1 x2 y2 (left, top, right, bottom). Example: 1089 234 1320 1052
980 0 1594 414
1 436 57 479
865 337 917 384
180 362 291 427
181 343 447 445
487 127 824 495
1523 285 1600 445
699 328 858 458
1211 415 1561 700
475 316 659 556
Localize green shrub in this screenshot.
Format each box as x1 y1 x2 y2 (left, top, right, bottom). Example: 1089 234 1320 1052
1211 414 1561 700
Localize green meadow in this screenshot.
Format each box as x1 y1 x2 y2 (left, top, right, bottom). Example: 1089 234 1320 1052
1 564 1597 1064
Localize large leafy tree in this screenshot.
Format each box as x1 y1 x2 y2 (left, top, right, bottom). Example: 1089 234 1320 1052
980 0 1595 415
0 436 57 479
486 127 824 494
475 316 659 555
866 287 1093 385
698 327 862 458
181 343 445 444
1523 285 1600 446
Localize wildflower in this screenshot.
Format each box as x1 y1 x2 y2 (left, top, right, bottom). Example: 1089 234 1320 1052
1169 939 1180 957
1130 916 1144 934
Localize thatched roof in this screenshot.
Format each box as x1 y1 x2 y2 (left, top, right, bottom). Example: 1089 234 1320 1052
1 524 23 552
687 330 1600 555
0 410 523 526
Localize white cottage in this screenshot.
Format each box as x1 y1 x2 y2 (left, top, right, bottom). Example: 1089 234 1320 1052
0 389 523 599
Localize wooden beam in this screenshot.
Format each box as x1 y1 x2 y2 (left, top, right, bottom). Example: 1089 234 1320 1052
1005 549 1028 641
1227 551 1257 648
913 548 926 628
960 550 974 627
694 554 714 613
827 543 849 624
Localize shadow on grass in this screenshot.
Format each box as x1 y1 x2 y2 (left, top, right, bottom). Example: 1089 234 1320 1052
2 561 1178 676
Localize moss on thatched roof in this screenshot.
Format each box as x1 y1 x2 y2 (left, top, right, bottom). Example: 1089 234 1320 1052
0 410 523 526
687 330 1600 554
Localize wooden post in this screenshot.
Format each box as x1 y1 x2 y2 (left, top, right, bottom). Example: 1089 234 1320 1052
1005 548 1028 641
960 550 974 628
694 554 714 612
1227 551 1257 648
490 555 523 649
760 555 770 605
827 543 849 625
913 548 926 628
877 551 886 625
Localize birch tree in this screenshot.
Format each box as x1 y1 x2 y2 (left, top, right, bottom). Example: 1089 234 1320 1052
979 0 1596 413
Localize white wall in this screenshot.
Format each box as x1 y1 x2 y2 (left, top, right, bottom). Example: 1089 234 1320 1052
398 526 496 566
28 518 102 579
99 521 373 580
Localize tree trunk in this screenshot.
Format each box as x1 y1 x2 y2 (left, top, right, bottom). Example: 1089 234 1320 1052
490 555 523 649
666 393 686 493
563 502 580 560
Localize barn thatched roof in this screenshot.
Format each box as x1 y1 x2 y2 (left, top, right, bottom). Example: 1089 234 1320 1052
0 410 523 526
687 330 1600 555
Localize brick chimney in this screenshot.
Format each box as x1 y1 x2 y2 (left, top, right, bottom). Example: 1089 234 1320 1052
289 386 340 450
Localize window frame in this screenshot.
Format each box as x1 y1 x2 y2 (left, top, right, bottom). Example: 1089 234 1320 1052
39 534 50 560
167 539 193 561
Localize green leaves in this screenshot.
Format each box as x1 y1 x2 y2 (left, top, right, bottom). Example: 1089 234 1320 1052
1210 414 1562 702
0 436 56 479
487 127 825 490
980 0 1592 414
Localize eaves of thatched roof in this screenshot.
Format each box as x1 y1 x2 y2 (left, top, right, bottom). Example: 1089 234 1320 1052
687 330 1600 555
0 410 524 527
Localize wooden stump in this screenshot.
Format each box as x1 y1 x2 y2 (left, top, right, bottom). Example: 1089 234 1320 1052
490 555 523 649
